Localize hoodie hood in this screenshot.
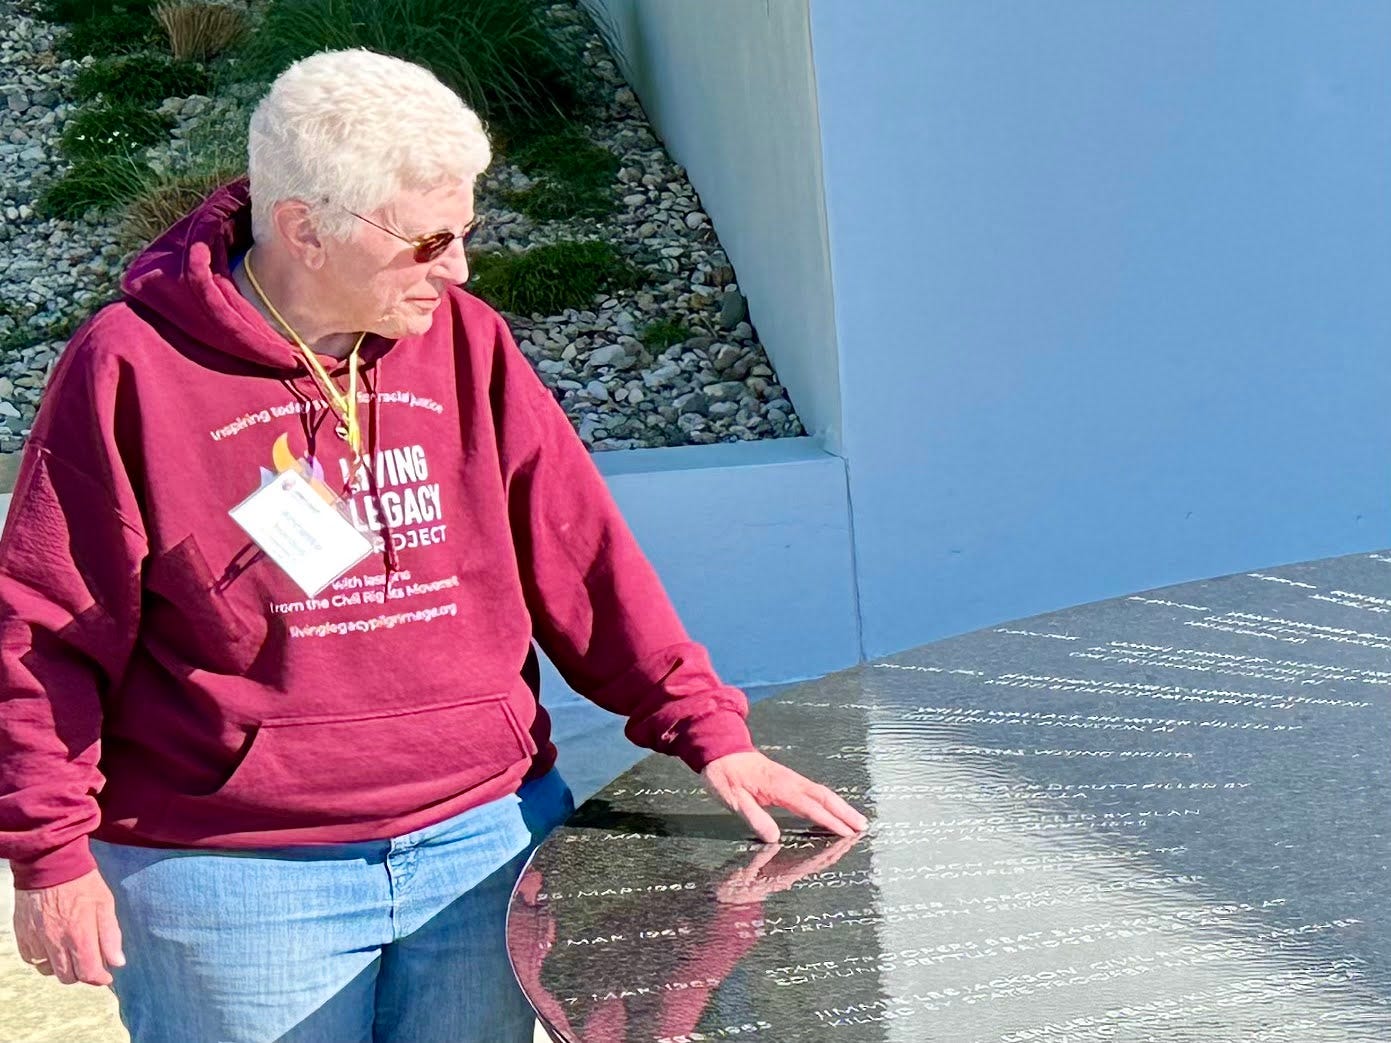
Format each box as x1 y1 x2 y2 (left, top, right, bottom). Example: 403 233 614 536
121 178 392 373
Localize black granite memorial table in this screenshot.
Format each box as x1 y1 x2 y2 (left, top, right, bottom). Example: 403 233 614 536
507 552 1391 1042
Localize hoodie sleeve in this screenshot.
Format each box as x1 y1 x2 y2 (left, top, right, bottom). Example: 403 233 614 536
0 322 147 890
488 315 755 772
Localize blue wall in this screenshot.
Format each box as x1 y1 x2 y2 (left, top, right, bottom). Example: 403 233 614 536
810 1 1391 656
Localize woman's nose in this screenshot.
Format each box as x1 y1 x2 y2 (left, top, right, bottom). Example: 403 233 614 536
431 238 470 284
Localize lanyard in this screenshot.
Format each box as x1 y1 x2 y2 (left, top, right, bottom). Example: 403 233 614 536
242 249 367 459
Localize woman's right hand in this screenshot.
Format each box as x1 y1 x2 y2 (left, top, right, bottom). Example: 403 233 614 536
12 868 125 985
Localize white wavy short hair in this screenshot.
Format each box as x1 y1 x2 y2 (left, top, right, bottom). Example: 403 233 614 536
247 48 492 242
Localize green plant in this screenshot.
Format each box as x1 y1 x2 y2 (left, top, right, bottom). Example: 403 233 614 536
38 153 154 219
37 0 155 23
155 1 250 60
57 8 162 58
639 319 690 351
232 0 583 140
0 311 88 362
74 52 212 104
61 101 175 160
115 107 248 246
469 241 645 317
174 82 252 155
121 164 242 245
503 129 619 220
0 327 31 363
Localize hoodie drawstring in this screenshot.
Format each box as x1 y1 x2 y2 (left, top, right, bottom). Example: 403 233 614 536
280 369 326 463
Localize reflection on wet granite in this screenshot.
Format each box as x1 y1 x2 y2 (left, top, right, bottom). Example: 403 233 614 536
508 552 1391 1042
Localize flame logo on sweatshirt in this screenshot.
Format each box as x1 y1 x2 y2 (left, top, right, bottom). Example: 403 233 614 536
264 433 338 504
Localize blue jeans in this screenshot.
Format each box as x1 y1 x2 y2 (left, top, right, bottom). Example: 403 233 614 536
90 770 573 1043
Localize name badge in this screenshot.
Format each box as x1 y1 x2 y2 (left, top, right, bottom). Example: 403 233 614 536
229 467 373 596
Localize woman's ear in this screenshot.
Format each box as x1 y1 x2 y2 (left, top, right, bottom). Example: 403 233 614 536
271 199 329 270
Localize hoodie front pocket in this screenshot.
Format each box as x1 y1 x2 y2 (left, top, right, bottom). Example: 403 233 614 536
193 693 535 823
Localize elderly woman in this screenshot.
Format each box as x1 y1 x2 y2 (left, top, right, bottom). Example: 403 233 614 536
0 49 864 1042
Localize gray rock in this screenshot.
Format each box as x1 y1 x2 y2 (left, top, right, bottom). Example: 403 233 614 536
585 380 610 401
537 359 565 374
7 91 29 114
674 391 709 416
588 344 630 368
728 356 755 381
643 362 682 388
0 401 19 419
712 344 743 373
718 290 747 329
703 381 746 402
732 321 754 341
622 193 647 206
684 211 708 230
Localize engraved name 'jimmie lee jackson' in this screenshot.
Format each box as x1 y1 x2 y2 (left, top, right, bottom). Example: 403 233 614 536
508 552 1391 1043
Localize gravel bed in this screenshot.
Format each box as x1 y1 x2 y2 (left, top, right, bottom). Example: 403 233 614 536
0 0 805 467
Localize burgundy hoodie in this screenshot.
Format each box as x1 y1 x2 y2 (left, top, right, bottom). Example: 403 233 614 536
0 181 754 890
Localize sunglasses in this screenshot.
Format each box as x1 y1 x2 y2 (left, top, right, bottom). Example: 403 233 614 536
346 209 485 263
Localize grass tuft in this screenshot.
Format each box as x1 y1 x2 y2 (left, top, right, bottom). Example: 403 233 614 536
155 1 250 61
36 0 156 23
119 111 249 247
469 241 645 317
230 0 583 141
121 165 242 245
638 319 690 351
0 308 93 366
60 101 174 160
73 52 212 104
38 153 154 219
57 8 162 58
503 129 619 220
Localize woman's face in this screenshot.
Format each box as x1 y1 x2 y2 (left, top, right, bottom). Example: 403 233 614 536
324 181 476 340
